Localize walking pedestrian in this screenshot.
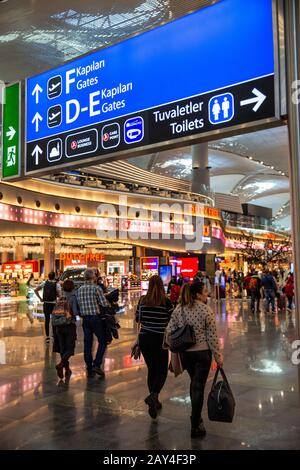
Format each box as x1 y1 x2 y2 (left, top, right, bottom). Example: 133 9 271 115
249 271 262 313
76 269 109 378
285 273 294 311
243 272 252 298
166 282 223 438
136 275 174 419
169 279 181 307
167 276 176 294
52 280 79 381
261 269 277 314
177 273 184 287
35 271 61 344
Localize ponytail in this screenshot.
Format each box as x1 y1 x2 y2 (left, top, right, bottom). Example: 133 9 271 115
179 283 192 307
179 282 205 307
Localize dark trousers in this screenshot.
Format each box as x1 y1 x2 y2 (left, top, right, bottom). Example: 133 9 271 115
56 324 77 367
82 315 107 371
250 292 261 312
139 333 169 395
287 296 293 309
43 302 55 337
264 289 276 312
180 350 212 427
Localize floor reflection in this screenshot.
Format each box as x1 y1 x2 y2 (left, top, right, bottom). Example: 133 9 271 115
0 294 299 450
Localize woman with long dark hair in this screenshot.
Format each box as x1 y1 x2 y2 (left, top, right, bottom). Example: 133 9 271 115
166 282 223 438
136 275 174 419
52 280 79 381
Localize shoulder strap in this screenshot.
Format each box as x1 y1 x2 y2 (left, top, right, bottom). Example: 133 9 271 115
211 367 221 390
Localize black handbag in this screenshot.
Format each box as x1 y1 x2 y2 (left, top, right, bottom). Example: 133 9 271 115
131 342 141 360
131 304 141 360
169 307 196 353
207 367 235 423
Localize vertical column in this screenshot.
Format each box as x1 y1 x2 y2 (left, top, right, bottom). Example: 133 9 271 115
135 246 146 258
15 243 24 260
191 143 210 195
1 252 9 264
44 238 55 276
284 0 300 401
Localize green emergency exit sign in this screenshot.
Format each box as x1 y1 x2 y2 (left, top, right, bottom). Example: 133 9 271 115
2 82 21 180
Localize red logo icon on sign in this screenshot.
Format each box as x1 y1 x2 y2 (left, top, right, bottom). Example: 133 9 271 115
71 140 77 150
103 133 109 142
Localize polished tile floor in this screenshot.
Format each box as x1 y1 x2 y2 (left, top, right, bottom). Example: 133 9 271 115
0 292 299 450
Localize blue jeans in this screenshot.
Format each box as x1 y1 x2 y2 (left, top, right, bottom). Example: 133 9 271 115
264 289 275 312
82 315 107 371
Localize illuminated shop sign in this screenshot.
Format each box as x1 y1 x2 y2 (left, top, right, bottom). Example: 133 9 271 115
25 0 277 176
225 240 265 250
60 253 105 263
107 261 125 274
141 257 159 271
0 202 226 246
2 260 39 273
176 258 199 281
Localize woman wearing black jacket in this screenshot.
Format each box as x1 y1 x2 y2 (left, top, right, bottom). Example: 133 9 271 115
136 275 173 419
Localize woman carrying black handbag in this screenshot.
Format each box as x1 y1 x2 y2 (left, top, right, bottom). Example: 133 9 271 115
135 275 174 419
165 282 223 438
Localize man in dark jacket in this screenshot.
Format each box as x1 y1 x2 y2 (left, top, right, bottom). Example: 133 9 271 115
261 270 277 314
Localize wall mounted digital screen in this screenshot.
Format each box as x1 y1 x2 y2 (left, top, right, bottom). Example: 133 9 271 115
25 0 277 176
159 265 172 288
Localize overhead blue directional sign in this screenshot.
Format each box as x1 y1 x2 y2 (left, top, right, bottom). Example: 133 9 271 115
25 0 278 175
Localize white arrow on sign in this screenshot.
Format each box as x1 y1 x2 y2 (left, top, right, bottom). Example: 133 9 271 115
32 84 43 104
6 126 16 141
31 145 43 165
32 112 43 132
240 88 267 112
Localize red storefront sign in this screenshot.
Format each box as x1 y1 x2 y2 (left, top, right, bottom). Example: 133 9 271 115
2 260 39 274
176 257 199 281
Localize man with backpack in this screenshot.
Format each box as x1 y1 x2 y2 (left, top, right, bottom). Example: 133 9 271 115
249 271 262 314
35 271 62 343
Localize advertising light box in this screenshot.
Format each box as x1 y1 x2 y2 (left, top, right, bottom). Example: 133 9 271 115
25 0 277 176
176 258 199 282
141 257 159 271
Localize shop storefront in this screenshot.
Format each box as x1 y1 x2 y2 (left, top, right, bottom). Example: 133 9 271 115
0 260 39 297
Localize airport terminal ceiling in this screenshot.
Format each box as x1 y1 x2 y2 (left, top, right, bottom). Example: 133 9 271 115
0 0 291 228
